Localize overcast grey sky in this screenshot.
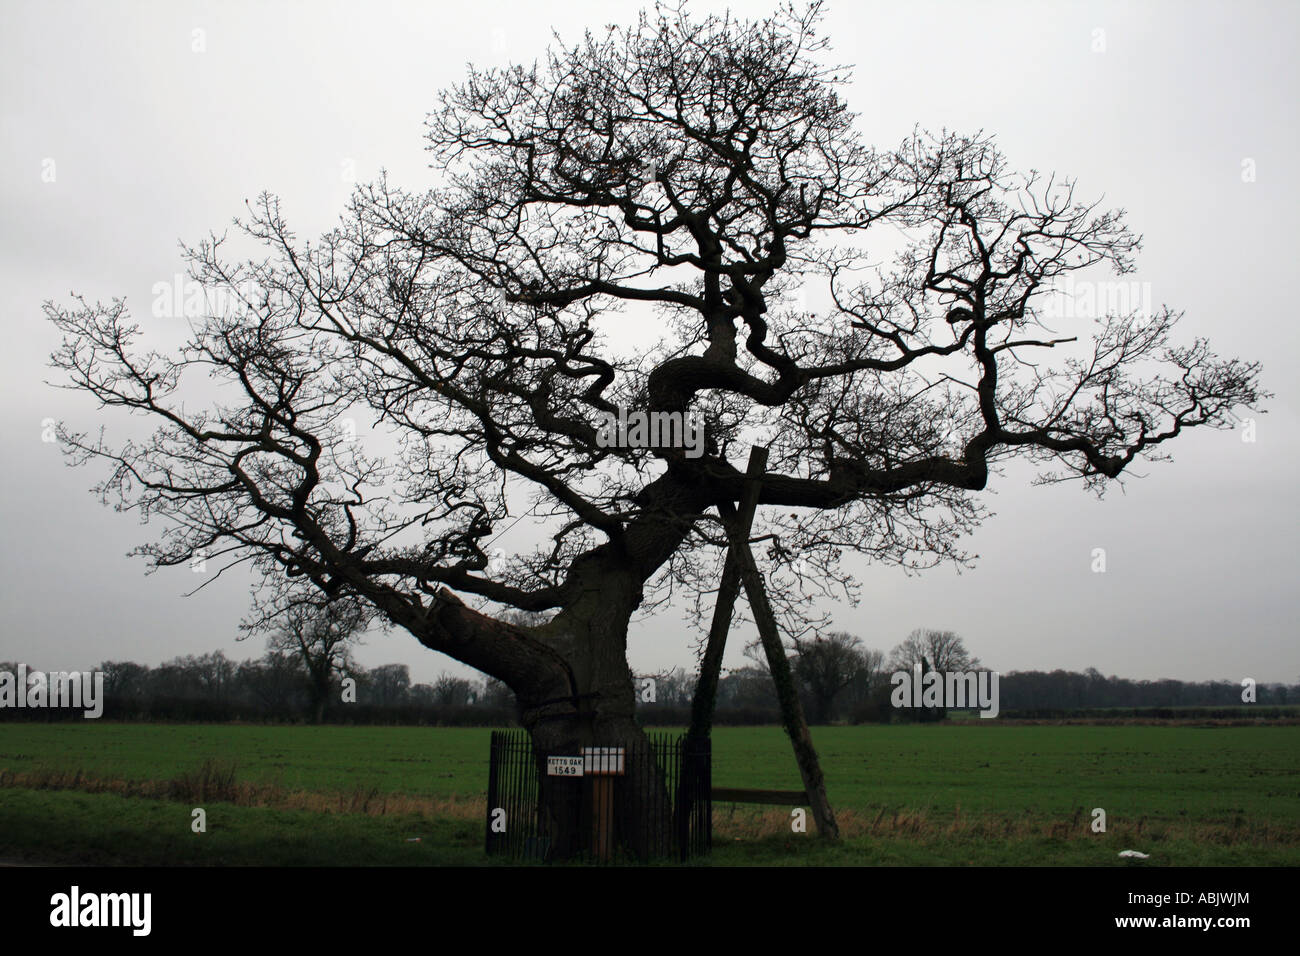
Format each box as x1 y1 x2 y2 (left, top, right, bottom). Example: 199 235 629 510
1 0 1296 688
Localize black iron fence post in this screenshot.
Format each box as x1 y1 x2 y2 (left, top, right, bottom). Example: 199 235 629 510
485 731 501 855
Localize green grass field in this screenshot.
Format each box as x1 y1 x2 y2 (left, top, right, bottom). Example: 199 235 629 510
1 722 1296 865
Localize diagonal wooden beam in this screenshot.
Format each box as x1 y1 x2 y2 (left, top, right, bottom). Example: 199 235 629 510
689 445 840 840
687 446 767 743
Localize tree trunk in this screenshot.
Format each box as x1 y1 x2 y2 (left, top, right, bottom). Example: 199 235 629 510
523 704 671 861
392 477 717 860
513 566 672 861
309 670 330 724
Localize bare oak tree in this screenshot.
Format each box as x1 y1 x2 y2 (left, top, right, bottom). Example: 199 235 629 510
791 630 871 723
888 629 981 676
251 594 368 723
889 628 981 720
45 3 1265 855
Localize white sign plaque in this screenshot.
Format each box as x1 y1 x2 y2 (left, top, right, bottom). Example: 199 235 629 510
582 747 626 775
546 756 584 776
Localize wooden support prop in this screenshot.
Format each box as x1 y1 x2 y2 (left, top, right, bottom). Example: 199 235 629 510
718 450 841 842
688 444 840 841
687 447 767 743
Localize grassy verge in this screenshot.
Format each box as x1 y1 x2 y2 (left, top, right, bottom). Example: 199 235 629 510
1 722 1296 865
2 784 1294 866
0 787 489 866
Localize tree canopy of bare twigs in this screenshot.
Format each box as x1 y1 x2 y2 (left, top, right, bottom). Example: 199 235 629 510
46 2 1265 751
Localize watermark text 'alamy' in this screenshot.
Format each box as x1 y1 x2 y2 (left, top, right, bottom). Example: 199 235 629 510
0 665 103 718
890 665 999 718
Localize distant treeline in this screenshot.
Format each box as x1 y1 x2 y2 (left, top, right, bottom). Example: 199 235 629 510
626 665 1300 725
0 653 1294 724
0 653 511 726
996 669 1297 712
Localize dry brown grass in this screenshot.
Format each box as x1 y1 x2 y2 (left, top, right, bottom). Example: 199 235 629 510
0 764 485 821
709 801 1300 845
